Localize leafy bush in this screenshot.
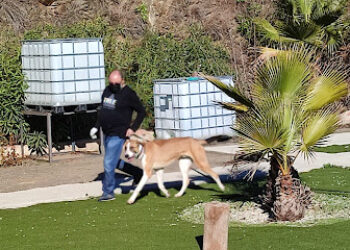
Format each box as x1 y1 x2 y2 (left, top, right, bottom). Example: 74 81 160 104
26 131 47 155
0 33 28 139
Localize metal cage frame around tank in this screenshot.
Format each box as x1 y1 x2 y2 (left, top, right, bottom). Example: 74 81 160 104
153 76 235 139
21 38 105 107
20 38 106 162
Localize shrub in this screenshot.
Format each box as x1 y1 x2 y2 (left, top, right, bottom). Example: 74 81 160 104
0 28 48 159
26 131 47 156
0 33 27 139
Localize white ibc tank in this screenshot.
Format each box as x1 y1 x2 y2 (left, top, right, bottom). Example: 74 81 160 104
153 76 235 139
21 38 105 107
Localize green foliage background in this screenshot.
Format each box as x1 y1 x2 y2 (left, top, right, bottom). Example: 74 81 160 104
0 34 27 138
1 17 233 143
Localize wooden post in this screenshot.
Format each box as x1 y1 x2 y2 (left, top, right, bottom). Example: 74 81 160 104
203 202 230 250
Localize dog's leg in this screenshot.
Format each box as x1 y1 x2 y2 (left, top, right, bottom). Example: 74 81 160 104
155 169 170 197
175 158 192 197
202 168 225 191
127 173 149 204
193 149 225 192
202 169 225 191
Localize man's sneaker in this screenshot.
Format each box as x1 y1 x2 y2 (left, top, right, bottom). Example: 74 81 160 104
98 193 115 202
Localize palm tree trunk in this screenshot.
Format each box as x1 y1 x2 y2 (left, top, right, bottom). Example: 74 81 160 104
263 156 312 221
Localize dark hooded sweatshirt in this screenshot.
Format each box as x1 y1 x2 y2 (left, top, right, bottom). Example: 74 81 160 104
95 85 146 138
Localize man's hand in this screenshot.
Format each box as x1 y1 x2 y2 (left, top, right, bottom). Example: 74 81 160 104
89 127 98 139
126 128 134 137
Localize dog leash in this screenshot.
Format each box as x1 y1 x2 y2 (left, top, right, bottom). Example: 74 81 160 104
190 168 211 179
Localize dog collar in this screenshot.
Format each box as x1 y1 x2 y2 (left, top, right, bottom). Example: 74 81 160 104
135 145 144 159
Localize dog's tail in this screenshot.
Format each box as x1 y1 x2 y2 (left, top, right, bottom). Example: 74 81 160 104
200 135 231 145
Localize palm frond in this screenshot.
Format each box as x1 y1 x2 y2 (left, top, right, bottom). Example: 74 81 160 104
312 1 346 26
258 45 312 62
215 101 249 112
255 0 348 52
234 105 286 154
305 70 348 110
294 0 315 22
258 47 281 61
281 103 306 153
300 110 340 154
254 18 281 41
199 74 253 108
254 48 312 100
254 18 299 43
323 19 350 52
276 20 323 47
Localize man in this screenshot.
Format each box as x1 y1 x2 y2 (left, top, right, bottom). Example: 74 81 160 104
90 70 146 201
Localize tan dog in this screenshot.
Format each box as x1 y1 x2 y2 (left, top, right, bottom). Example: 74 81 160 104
124 135 225 204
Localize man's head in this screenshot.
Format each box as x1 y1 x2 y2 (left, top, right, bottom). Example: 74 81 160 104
108 70 125 93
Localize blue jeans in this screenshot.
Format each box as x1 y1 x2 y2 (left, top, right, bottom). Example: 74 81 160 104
102 135 125 195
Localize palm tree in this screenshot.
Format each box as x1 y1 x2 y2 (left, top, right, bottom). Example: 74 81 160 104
254 0 350 54
201 46 348 221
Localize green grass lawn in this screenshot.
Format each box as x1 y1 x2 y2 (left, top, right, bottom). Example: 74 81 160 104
314 144 350 153
0 166 349 250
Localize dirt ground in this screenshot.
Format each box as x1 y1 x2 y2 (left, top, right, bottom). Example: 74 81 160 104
0 143 234 193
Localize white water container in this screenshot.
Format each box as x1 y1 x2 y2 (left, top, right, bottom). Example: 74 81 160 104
21 38 105 107
153 76 235 139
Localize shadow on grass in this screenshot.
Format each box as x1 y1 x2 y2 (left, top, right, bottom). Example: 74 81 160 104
213 170 267 203
92 169 270 204
195 235 203 250
130 181 222 203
